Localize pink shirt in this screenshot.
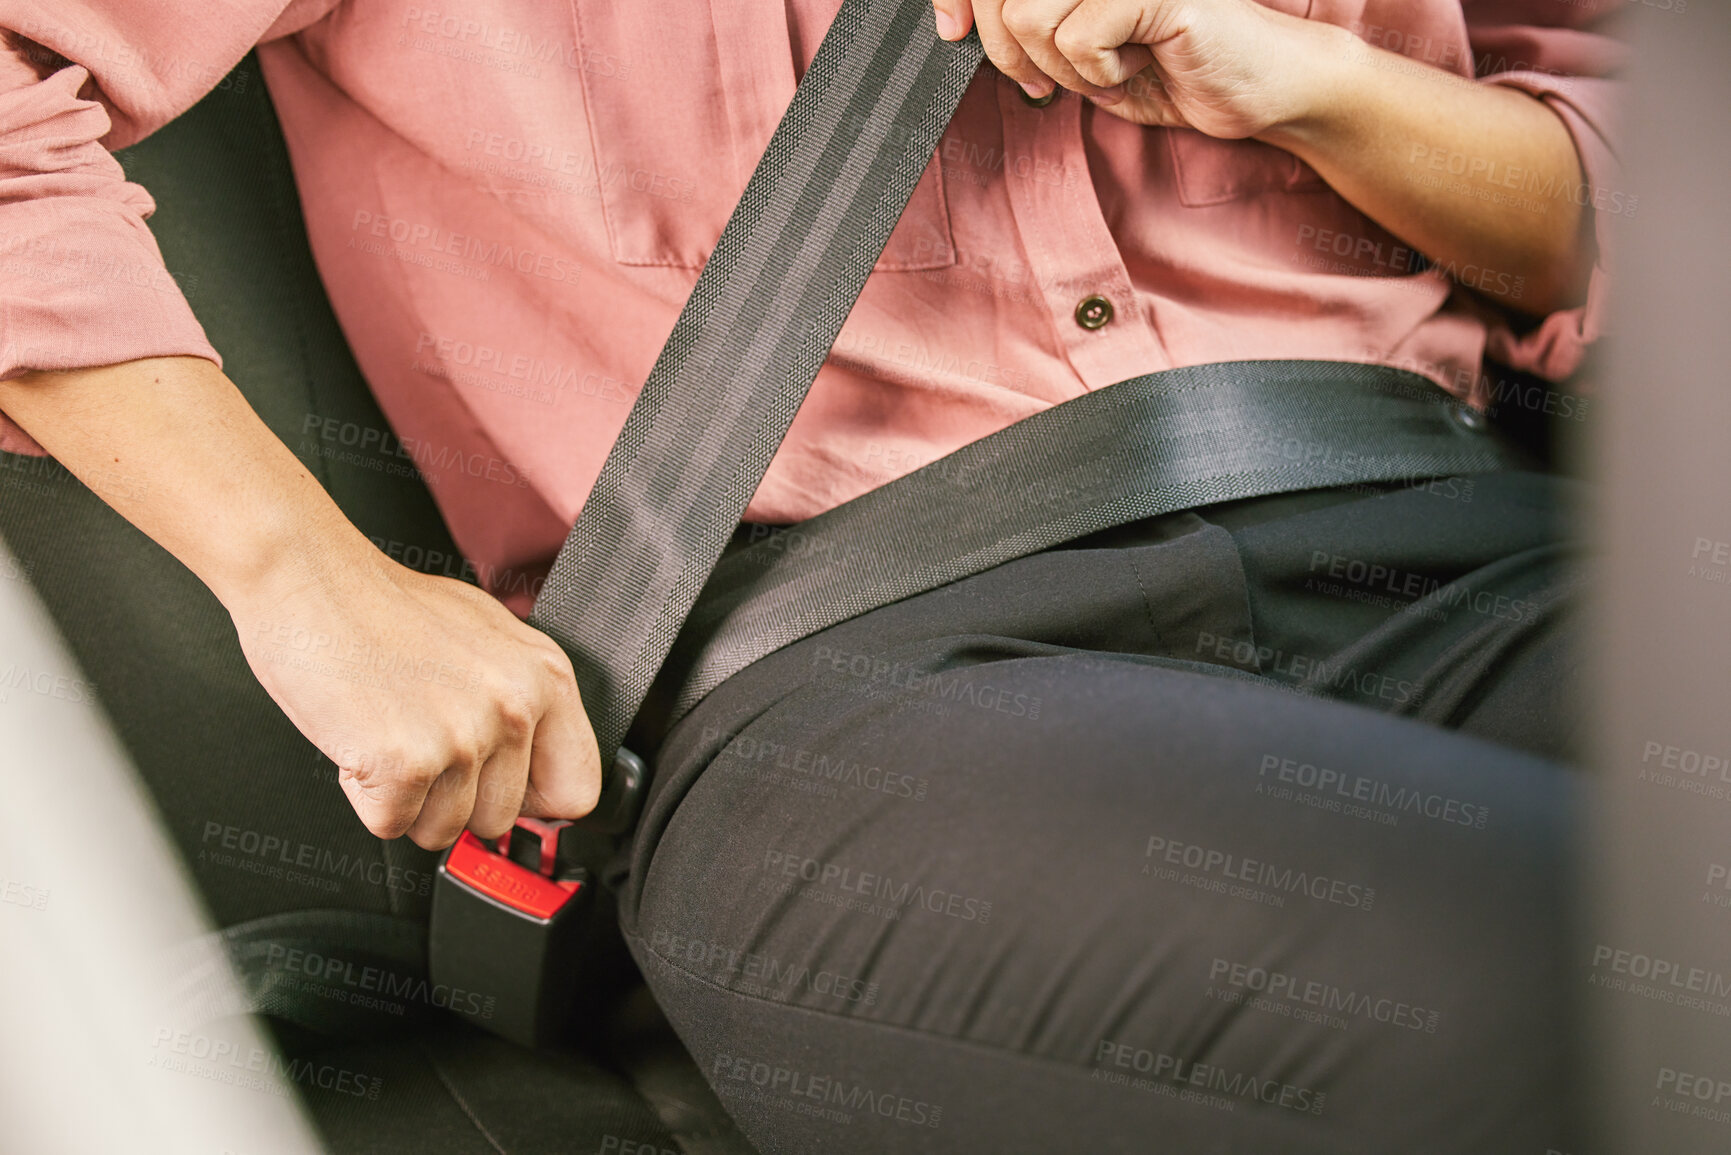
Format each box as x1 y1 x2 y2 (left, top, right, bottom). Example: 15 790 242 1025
0 0 1622 615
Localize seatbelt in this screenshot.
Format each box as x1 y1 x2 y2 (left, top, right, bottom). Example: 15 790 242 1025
527 0 986 769
643 360 1509 737
424 0 1517 1048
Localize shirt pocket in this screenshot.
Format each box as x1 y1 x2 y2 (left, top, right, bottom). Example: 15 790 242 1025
570 0 954 270
1165 131 1329 207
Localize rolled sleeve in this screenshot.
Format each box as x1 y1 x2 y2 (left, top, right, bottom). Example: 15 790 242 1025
0 59 221 452
1469 13 1627 381
0 2 288 455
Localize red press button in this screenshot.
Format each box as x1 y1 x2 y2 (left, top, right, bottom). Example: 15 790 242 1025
443 831 582 921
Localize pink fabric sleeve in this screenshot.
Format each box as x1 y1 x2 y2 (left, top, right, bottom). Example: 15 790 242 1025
1466 5 1628 382
0 1 301 454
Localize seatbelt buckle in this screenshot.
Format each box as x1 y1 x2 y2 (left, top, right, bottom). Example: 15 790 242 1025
429 817 594 1048
428 748 648 1046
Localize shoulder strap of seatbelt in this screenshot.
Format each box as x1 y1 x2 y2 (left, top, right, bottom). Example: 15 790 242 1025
528 0 983 765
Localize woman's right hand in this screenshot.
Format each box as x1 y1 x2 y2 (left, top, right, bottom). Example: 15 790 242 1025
0 358 601 853
230 541 602 850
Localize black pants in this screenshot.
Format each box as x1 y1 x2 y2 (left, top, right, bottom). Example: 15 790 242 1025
619 470 1587 1155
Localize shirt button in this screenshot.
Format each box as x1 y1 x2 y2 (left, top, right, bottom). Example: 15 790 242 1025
1074 295 1114 330
1019 85 1057 108
1446 403 1488 433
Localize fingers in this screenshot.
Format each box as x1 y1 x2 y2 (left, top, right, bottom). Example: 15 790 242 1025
469 732 530 839
979 0 1162 104
1050 0 1156 93
520 644 603 821
405 754 483 851
931 0 972 41
1001 0 1102 98
328 681 536 849
336 744 441 843
307 570 600 849
970 0 1055 99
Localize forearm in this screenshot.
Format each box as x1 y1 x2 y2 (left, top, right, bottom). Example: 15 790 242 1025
0 356 376 610
1258 20 1588 316
0 354 600 842
945 2 1593 316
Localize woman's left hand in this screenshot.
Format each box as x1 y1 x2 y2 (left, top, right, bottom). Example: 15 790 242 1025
931 0 1341 140
930 0 1592 316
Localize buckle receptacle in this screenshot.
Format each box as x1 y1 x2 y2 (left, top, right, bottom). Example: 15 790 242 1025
428 748 647 1047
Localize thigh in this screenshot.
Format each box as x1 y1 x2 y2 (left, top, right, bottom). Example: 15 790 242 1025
623 642 1583 1155
1210 470 1586 762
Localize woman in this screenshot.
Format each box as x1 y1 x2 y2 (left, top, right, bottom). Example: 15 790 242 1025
0 0 1617 1149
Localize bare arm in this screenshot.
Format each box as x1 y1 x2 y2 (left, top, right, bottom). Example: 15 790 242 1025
0 357 600 848
935 0 1590 315
1257 23 1588 315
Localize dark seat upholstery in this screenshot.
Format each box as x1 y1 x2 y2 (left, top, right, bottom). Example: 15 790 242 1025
0 55 753 1155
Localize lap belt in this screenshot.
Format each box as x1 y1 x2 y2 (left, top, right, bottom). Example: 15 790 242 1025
407 0 1517 1048
640 360 1510 742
